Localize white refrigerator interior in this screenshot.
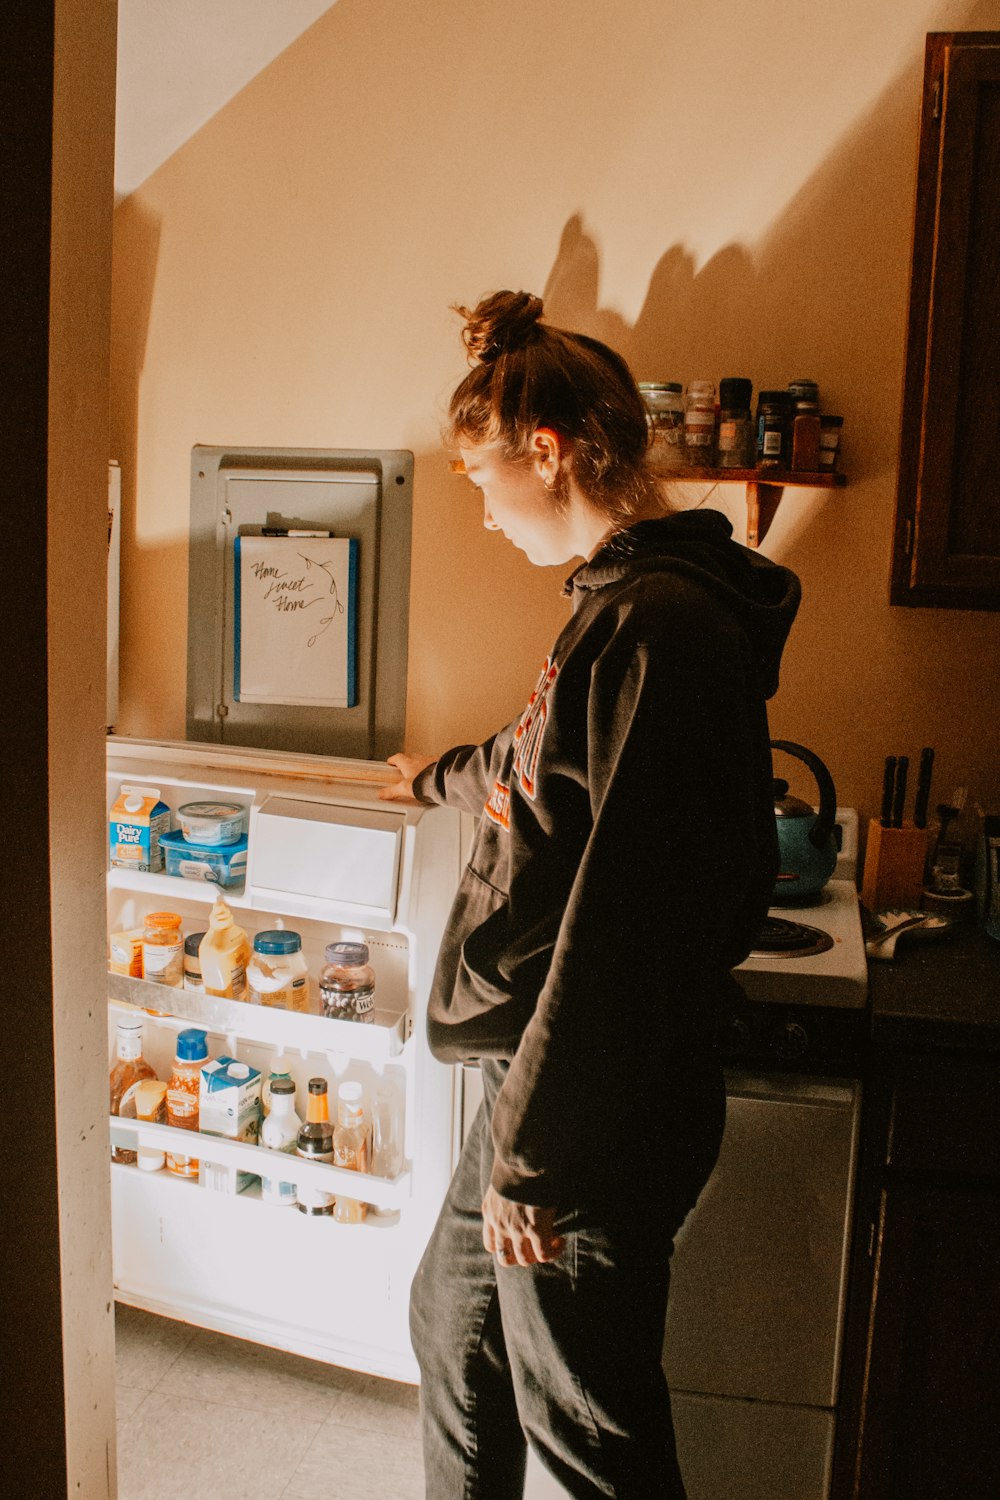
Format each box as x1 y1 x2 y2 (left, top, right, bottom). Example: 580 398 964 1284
106 736 464 1381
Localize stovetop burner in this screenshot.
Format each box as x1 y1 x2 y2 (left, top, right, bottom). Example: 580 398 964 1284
750 917 835 960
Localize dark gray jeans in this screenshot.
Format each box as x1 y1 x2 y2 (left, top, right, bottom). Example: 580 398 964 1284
409 1059 725 1499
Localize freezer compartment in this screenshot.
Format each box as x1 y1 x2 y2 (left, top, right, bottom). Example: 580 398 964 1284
251 795 404 928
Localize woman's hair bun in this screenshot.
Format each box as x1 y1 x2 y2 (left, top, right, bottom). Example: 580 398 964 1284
455 290 544 364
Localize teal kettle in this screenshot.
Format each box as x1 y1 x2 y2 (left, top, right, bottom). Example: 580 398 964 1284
770 740 839 905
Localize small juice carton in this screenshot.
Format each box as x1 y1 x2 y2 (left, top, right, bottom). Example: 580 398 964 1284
109 784 171 873
198 1057 262 1194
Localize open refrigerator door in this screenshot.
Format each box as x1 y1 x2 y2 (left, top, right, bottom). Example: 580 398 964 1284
105 736 463 1382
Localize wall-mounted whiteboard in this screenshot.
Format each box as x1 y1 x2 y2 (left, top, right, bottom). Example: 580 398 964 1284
233 534 358 707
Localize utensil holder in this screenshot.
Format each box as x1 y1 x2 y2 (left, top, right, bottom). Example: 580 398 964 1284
862 820 929 911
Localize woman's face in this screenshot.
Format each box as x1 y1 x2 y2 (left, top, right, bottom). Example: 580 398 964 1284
459 443 578 567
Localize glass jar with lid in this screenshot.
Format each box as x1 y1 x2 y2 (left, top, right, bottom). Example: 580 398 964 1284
717 378 755 469
683 381 717 464
637 382 685 468
755 390 795 468
319 941 375 1023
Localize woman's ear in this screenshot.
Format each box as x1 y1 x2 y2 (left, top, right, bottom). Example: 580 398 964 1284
530 427 563 487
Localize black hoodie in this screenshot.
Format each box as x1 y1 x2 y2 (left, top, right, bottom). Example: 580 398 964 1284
414 510 801 1206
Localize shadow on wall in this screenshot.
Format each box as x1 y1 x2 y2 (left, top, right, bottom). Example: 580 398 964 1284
515 33 999 825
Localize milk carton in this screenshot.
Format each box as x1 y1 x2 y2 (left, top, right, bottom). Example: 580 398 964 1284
109 784 171 873
198 1057 262 1194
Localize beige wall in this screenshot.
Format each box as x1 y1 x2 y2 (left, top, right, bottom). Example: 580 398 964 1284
110 0 1000 842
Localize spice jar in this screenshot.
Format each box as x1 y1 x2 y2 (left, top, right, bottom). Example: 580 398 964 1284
819 415 843 470
142 911 183 988
319 942 376 1023
683 380 717 464
787 378 821 414
755 391 795 468
638 382 685 468
717 378 755 469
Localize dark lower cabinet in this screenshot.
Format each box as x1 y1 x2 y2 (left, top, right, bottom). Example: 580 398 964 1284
836 1052 1000 1497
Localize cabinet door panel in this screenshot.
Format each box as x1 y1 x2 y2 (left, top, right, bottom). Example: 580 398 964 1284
891 35 1000 608
857 1183 1000 1497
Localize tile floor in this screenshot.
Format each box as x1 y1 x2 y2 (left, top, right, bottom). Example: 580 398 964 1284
115 1303 426 1499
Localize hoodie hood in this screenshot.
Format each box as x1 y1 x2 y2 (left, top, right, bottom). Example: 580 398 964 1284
565 509 801 699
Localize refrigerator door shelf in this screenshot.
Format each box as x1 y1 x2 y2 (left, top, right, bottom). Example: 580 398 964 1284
108 980 410 1061
109 1118 410 1211
108 865 248 906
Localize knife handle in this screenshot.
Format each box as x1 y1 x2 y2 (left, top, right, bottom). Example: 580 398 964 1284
880 756 896 827
891 755 909 828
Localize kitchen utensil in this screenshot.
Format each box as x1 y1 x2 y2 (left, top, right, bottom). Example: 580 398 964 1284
913 748 934 829
770 741 839 905
891 755 909 827
880 757 896 828
864 908 952 960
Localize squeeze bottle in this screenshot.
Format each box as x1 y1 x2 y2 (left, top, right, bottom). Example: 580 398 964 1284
198 894 250 1000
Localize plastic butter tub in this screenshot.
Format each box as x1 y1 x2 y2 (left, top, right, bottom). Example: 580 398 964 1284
160 828 248 887
177 800 247 846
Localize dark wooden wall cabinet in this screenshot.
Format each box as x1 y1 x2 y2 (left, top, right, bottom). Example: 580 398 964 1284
842 1053 1000 1497
891 33 1000 609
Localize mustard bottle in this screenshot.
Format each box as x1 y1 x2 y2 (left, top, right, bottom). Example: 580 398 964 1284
198 894 250 1000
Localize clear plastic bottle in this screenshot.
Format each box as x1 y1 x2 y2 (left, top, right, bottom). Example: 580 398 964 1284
296 1078 335 1216
198 894 250 1001
319 942 375 1023
333 1081 368 1224
248 930 309 1012
260 1077 302 1207
683 380 717 464
165 1028 208 1178
370 1076 403 1182
109 1017 157 1165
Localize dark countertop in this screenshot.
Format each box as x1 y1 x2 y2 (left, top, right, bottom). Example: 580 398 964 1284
868 921 1000 1051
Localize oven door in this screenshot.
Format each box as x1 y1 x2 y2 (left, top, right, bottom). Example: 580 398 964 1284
663 1071 861 1500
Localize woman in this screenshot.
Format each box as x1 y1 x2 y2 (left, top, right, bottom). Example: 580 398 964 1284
381 290 801 1499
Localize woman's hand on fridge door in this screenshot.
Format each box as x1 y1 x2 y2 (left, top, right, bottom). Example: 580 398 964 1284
481 1184 565 1267
379 751 437 804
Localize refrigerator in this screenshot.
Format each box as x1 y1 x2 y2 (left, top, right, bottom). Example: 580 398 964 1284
106 734 467 1383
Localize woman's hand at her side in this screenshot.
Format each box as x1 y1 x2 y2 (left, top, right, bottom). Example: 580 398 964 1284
482 1184 565 1267
378 751 437 804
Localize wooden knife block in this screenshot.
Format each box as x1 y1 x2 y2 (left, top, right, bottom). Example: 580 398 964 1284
862 819 929 911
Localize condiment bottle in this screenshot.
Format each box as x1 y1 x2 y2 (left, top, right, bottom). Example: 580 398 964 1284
141 911 183 992
183 931 206 991
333 1081 368 1224
296 1078 336 1216
165 1028 208 1178
717 378 755 469
683 380 717 464
198 895 250 1001
109 1017 157 1165
262 1059 292 1117
319 942 375 1023
260 1078 302 1207
819 415 843 470
248 930 310 1012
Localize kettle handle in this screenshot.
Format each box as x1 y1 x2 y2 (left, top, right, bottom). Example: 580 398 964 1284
770 740 837 851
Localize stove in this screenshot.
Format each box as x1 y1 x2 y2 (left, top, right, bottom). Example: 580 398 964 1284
724 810 869 1072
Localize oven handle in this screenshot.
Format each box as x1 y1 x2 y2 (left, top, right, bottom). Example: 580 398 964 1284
723 1069 859 1110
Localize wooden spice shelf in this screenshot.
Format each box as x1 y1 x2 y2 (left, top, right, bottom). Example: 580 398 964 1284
654 466 847 548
